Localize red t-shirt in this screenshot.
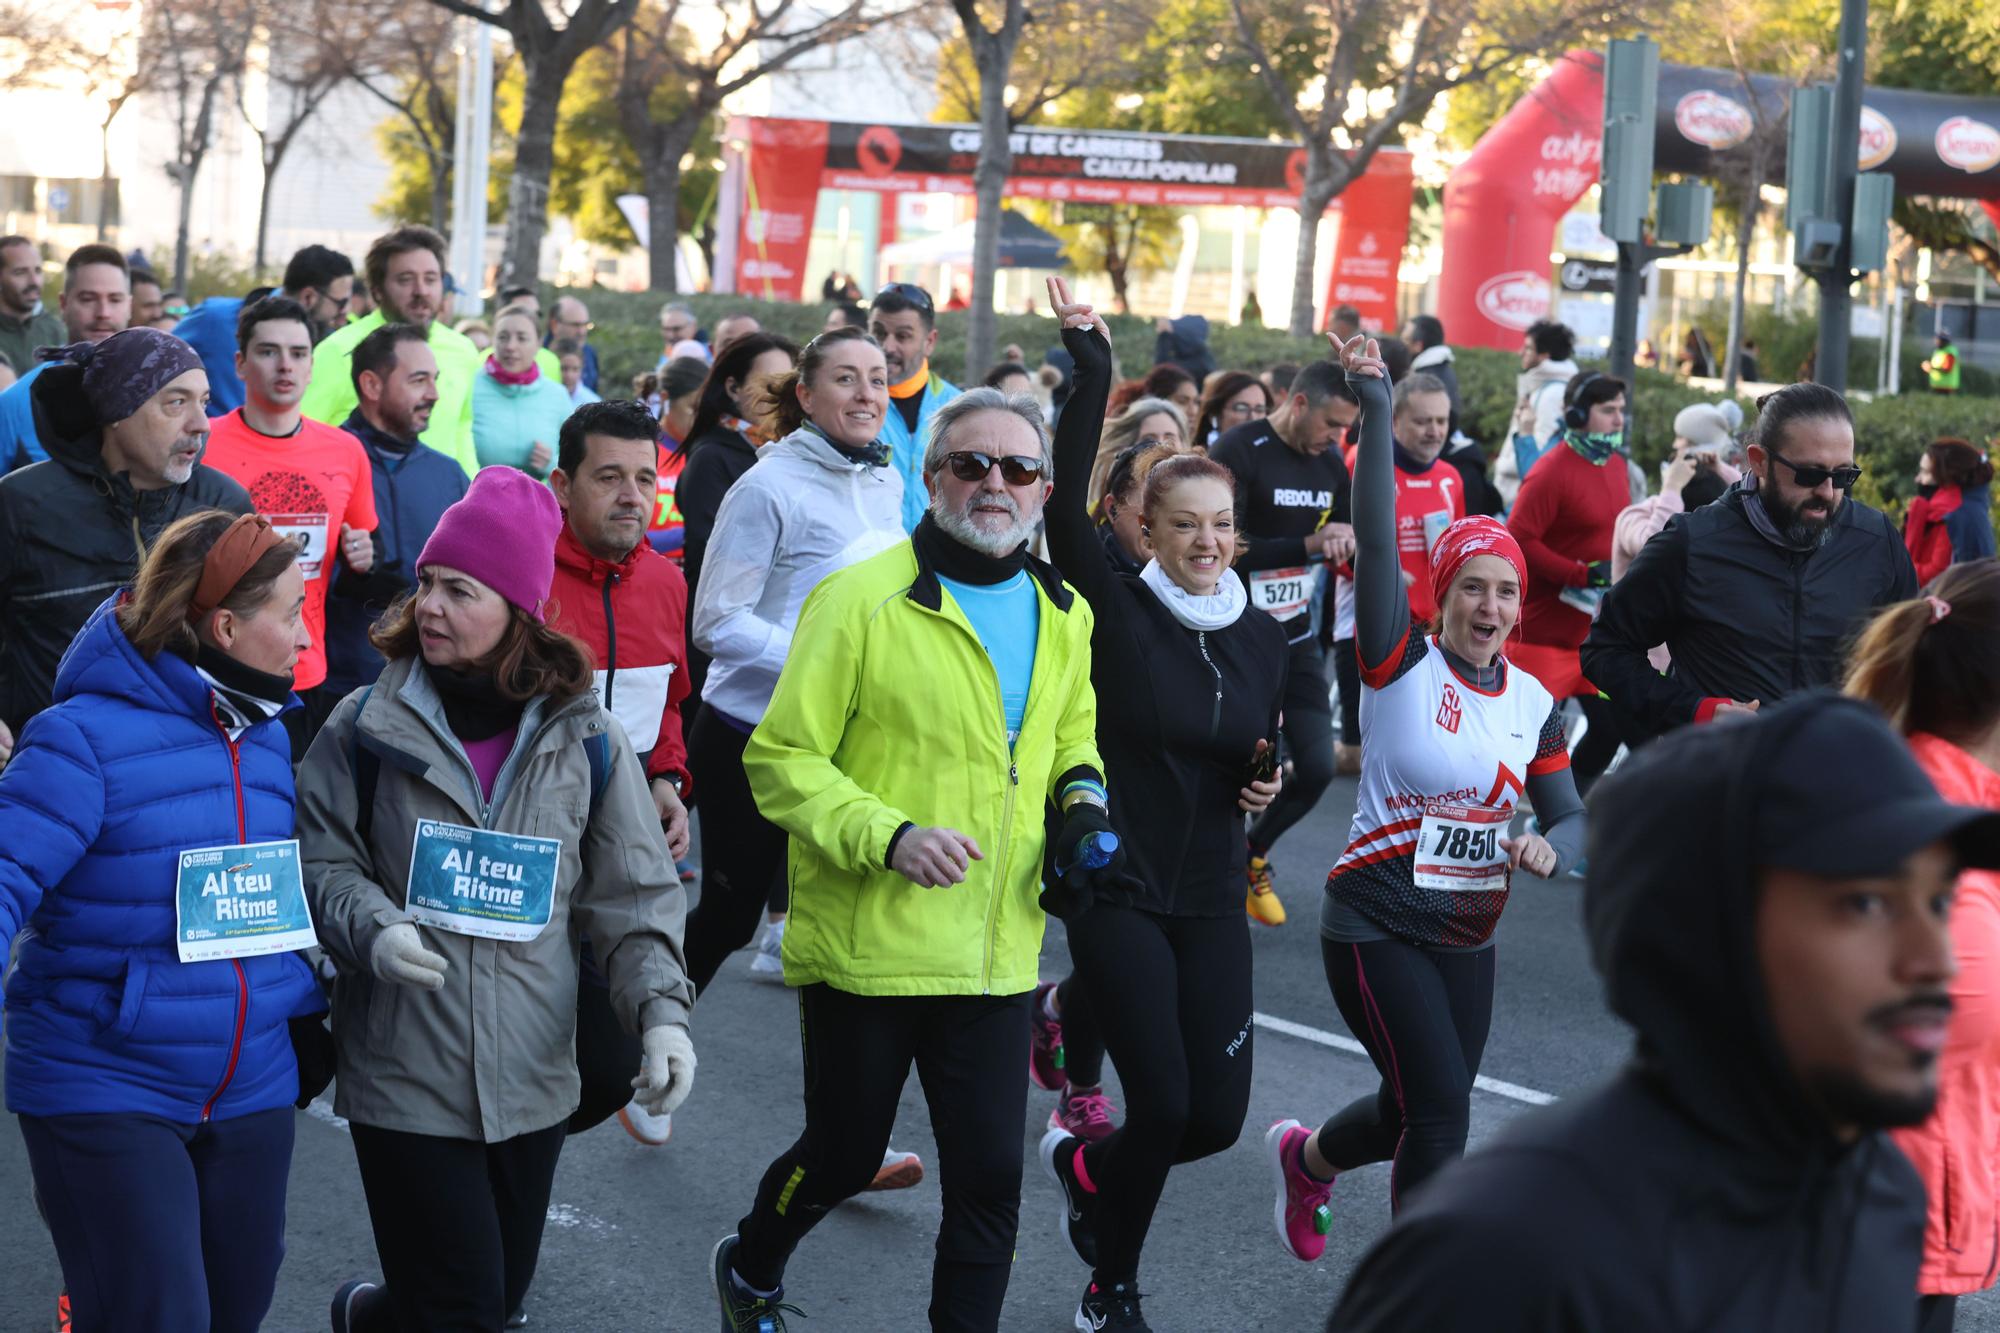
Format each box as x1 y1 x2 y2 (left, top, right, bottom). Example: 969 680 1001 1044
648 443 688 561
1507 442 1632 651
1343 443 1464 621
202 410 378 690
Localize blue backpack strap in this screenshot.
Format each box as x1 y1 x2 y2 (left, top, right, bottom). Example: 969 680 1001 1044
586 731 612 813
349 684 380 844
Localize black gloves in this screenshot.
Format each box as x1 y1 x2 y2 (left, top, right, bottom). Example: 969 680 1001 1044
289 1014 337 1109
1585 560 1614 589
1039 803 1137 920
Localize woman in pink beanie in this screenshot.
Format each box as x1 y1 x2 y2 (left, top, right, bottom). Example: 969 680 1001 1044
296 464 698 1331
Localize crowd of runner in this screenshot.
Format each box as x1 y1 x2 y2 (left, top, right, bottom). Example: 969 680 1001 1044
0 223 1998 1333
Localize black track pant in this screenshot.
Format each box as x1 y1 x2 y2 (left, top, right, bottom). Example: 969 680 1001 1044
1248 639 1335 856
1316 936 1495 1211
1333 636 1361 748
1068 904 1254 1286
347 1121 567 1332
683 706 789 993
569 970 641 1134
1054 972 1106 1087
1571 693 1624 796
733 984 1032 1331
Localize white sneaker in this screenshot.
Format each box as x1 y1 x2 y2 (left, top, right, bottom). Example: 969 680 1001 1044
749 919 786 978
615 1097 673 1146
867 1146 924 1190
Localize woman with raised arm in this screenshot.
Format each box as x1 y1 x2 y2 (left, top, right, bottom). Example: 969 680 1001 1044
1035 278 1289 1332
1262 335 1588 1262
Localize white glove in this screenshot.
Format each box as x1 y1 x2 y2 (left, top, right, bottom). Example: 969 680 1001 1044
370 922 449 991
631 1024 696 1117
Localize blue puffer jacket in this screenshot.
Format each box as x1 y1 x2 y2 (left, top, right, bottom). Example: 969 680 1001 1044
0 597 325 1121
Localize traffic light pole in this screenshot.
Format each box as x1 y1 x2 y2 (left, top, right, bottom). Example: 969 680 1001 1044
1813 0 1868 394
1609 239 1694 387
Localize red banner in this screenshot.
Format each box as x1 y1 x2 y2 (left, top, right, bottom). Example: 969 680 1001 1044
726 117 1415 321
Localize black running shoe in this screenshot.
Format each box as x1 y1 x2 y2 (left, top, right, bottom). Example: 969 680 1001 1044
711 1234 803 1332
1076 1280 1150 1331
1039 1127 1100 1268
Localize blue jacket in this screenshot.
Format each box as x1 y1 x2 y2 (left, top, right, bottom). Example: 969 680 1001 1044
878 370 962 532
0 598 324 1121
0 363 46 472
471 369 572 475
1945 483 1997 566
323 411 470 695
173 296 247 417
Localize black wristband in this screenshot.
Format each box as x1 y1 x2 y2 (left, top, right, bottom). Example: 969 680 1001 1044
885 820 916 867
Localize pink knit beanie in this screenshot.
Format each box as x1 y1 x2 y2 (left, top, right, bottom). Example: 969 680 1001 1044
417 466 563 621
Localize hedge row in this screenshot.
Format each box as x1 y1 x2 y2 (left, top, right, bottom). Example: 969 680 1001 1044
558 286 1998 518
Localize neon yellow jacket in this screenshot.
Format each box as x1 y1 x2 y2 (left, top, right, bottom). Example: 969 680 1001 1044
301 311 482 477
744 537 1102 997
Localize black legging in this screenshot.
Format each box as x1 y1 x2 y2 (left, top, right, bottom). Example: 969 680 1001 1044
683 705 789 993
569 969 642 1133
1248 639 1336 856
1068 904 1254 1287
1571 693 1623 796
1316 936 1495 1211
1054 972 1106 1087
1332 636 1361 748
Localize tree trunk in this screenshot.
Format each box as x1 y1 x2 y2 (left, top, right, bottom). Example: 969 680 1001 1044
500 57 564 290
254 162 277 277
173 161 198 295
966 49 1015 381
429 146 452 233
644 144 685 294
1721 153 1764 394
1287 149 1338 338
1100 218 1131 315
97 113 117 241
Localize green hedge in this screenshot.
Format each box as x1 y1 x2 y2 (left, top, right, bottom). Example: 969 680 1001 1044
551 286 1999 519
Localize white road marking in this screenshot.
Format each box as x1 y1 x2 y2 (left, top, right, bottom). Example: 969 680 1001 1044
1251 1012 1559 1107
303 1097 619 1232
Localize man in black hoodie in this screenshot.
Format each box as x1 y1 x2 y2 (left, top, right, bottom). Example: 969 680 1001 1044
1332 693 2000 1333
0 328 250 739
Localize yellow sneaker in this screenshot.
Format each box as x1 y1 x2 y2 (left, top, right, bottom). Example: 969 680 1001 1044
1246 858 1287 927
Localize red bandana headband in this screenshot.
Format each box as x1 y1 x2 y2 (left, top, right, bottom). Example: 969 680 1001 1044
1429 516 1527 614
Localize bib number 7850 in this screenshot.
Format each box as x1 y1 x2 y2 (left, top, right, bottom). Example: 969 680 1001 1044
1429 823 1498 863
1412 799 1511 893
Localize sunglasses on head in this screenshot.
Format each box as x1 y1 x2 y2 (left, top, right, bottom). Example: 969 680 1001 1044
944 451 1045 485
1768 450 1862 491
876 282 935 316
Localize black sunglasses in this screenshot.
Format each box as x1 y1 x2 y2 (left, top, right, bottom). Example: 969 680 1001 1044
875 282 935 316
1768 450 1862 491
945 451 1045 485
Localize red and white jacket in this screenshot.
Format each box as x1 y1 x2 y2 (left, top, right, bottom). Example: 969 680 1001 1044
548 525 692 795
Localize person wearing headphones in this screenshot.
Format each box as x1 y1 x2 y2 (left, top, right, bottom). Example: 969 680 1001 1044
1505 371 1632 795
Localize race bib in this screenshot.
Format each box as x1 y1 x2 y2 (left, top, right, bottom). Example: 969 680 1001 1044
269 512 332 579
1422 507 1452 556
1412 800 1511 893
406 819 561 942
1559 585 1605 620
176 839 317 963
1248 565 1318 621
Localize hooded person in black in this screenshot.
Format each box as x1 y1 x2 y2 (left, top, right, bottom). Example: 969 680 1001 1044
1332 693 2000 1333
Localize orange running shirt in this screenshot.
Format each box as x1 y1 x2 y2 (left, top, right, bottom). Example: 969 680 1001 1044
202 410 378 690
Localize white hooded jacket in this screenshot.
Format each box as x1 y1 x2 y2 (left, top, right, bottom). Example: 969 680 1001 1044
690 425 905 725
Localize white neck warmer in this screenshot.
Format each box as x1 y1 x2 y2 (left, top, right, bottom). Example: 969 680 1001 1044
1139 559 1248 631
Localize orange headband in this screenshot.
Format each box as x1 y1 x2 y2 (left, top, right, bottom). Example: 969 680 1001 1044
187 514 286 623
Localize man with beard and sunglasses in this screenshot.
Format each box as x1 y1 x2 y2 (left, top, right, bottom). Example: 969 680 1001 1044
1583 383 1915 744
0 328 251 744
1333 694 1991 1332
712 387 1119 1333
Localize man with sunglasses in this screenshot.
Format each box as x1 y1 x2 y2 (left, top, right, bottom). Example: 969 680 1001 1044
1584 382 1915 743
713 387 1121 1332
870 281 963 533
172 244 355 418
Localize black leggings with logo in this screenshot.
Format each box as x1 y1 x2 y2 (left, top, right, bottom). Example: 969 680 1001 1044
682 705 790 993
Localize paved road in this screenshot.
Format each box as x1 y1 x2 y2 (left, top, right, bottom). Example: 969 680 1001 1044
1 764 1994 1331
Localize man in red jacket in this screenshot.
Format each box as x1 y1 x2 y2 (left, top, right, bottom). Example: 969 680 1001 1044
548 397 693 1148
1508 371 1631 794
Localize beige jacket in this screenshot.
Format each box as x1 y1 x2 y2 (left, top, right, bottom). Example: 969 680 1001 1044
296 655 691 1142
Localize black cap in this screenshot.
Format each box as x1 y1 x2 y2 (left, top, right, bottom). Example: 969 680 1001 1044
1757 700 2000 875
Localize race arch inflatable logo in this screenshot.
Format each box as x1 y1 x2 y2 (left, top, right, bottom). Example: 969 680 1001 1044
1937 116 2000 175
1858 107 1898 170
1674 91 1753 150
857 125 904 178
1475 270 1552 332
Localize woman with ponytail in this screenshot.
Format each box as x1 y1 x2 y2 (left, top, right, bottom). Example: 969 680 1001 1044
0 510 326 1332
1847 559 2000 1333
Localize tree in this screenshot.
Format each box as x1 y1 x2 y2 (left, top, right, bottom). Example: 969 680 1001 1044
1894 199 2000 289
240 0 368 275
153 0 258 293
430 0 641 289
1229 0 1630 337
347 4 461 232
613 0 907 294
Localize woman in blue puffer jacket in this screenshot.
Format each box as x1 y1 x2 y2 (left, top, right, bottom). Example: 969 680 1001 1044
0 510 328 1333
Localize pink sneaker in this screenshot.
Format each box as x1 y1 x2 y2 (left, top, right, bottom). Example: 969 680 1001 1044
1048 1084 1118 1142
1265 1119 1334 1262
1029 981 1066 1091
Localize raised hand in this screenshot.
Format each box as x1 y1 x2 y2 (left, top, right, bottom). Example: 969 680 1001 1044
1328 332 1386 380
1047 276 1108 344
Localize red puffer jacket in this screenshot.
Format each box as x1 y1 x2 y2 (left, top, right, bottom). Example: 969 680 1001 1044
548 525 692 795
1893 732 2000 1295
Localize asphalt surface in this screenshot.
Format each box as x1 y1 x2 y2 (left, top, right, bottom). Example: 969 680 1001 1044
2 761 1996 1332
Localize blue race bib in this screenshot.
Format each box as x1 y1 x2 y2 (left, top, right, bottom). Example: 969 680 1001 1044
176 839 317 963
405 819 561 942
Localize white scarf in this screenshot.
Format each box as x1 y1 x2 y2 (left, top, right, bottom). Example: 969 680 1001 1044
1140 559 1248 632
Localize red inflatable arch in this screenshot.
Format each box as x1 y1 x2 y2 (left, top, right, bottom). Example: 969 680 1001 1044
1440 50 2000 350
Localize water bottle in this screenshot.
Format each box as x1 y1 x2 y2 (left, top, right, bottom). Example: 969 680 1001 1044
1059 830 1119 878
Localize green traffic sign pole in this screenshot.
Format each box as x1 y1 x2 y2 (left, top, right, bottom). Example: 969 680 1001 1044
1813 0 1868 394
